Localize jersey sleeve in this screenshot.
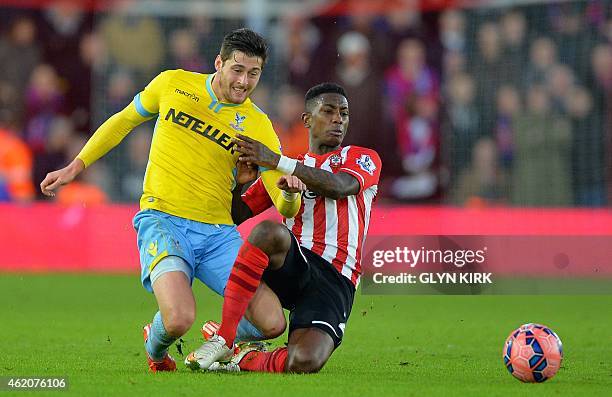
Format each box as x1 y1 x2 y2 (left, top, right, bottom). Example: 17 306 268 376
254 115 301 218
76 71 176 167
76 104 145 167
133 70 176 118
241 178 273 216
256 116 282 155
338 147 382 192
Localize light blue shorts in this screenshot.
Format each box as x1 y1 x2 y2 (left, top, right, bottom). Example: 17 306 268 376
133 209 243 295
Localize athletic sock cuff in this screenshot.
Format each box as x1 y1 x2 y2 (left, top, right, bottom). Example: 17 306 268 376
237 241 269 271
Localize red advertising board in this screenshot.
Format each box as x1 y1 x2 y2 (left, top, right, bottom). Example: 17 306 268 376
1 203 610 273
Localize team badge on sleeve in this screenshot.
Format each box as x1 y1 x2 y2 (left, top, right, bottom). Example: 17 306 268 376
356 154 376 176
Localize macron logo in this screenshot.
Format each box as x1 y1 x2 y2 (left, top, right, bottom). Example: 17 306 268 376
175 88 200 102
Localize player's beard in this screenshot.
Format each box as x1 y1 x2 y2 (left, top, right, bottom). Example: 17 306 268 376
227 83 250 104
218 73 253 104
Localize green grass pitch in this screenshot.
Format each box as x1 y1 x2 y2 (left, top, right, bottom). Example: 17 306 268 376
1 274 611 396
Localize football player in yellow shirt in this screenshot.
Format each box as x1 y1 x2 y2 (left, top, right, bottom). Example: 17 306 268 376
40 29 302 372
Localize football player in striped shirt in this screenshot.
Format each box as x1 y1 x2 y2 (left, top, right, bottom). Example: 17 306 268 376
40 29 301 372
186 82 382 373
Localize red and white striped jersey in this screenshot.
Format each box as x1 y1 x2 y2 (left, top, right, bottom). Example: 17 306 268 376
242 145 381 287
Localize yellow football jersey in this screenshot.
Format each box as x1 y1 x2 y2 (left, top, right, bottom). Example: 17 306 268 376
78 69 296 225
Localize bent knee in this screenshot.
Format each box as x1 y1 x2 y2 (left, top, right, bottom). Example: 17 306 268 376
248 221 290 254
286 350 327 374
163 309 195 337
260 315 287 339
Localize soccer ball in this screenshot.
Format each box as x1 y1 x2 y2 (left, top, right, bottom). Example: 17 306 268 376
502 323 563 382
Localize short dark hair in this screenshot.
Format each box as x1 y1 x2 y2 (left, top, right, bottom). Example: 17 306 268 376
220 28 268 65
305 82 348 110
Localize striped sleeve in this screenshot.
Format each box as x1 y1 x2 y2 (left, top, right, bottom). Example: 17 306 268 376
241 178 273 216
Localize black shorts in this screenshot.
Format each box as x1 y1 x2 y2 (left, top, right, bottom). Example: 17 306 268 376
262 232 356 348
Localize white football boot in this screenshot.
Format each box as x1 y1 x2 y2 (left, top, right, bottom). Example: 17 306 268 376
207 341 268 373
184 334 233 371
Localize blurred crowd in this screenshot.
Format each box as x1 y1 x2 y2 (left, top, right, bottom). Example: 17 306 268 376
0 0 611 207
440 3 612 207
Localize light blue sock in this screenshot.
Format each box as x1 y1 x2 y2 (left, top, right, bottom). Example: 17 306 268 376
235 317 266 343
145 311 177 361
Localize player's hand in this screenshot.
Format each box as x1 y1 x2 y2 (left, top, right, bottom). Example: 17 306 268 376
236 160 258 185
276 175 306 193
232 134 280 170
40 159 85 197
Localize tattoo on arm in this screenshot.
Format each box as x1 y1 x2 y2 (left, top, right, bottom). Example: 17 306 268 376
293 163 360 199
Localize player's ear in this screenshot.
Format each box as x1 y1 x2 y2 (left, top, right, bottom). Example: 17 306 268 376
214 55 223 71
302 112 311 128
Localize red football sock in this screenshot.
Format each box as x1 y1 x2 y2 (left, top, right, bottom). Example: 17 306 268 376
238 347 288 373
218 241 269 347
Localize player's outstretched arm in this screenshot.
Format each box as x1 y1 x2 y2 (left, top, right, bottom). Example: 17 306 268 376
39 104 151 197
233 134 360 199
40 158 85 197
76 104 152 168
40 71 170 198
